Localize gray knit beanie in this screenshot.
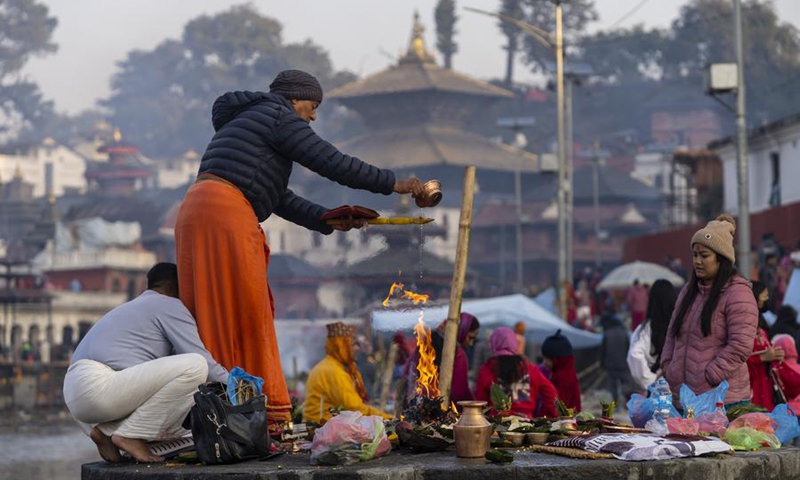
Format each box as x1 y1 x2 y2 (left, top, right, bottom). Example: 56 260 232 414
269 70 323 104
691 214 737 264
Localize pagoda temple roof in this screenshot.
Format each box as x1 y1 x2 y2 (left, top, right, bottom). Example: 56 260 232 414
328 12 512 101
345 246 458 281
336 124 538 172
269 253 331 281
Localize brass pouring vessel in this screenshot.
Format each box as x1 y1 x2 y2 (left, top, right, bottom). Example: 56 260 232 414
414 180 442 208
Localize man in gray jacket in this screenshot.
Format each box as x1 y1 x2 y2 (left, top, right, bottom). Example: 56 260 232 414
63 263 228 463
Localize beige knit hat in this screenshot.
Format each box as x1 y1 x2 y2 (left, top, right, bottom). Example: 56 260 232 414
690 214 737 264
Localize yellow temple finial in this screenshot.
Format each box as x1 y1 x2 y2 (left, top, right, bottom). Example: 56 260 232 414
113 128 122 142
400 11 435 65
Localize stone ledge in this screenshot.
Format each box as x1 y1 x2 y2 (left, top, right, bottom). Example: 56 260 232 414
82 447 800 480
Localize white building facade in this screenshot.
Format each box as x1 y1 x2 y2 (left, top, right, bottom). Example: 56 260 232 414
712 114 800 214
0 140 89 197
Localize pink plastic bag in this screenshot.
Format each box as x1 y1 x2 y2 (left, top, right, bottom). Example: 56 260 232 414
696 410 728 436
728 413 777 434
667 417 699 435
310 411 391 465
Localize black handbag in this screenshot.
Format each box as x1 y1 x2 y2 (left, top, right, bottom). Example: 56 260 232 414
769 365 788 406
187 382 272 465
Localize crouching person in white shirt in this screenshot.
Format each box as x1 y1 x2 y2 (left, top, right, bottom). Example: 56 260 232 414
63 263 229 463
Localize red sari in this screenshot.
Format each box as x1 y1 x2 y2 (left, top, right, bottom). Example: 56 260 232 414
747 328 775 411
549 356 582 413
772 335 800 413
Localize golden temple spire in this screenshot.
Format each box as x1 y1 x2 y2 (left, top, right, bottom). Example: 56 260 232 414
113 127 122 142
400 11 435 65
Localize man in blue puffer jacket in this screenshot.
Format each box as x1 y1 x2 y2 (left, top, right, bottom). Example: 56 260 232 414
174 70 425 426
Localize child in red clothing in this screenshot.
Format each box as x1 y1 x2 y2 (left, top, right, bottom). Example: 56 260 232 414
747 281 784 411
476 328 558 418
541 329 582 412
772 334 800 413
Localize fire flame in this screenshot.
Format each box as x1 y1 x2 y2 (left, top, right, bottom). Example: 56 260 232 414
382 281 430 307
382 281 436 397
382 282 404 307
403 290 430 305
414 313 440 398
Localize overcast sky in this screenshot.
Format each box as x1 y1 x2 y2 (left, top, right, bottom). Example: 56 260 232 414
22 0 800 115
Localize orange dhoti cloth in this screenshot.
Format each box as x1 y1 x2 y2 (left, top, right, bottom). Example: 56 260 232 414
174 177 291 423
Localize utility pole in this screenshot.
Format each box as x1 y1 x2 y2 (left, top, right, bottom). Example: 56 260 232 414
565 77 574 281
465 3 567 311
733 0 751 275
592 147 601 267
497 116 535 292
555 1 567 292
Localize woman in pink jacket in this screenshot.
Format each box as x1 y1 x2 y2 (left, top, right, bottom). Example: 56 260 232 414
661 214 758 407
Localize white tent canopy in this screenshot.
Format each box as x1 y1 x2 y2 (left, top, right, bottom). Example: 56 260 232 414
371 294 601 349
598 261 685 290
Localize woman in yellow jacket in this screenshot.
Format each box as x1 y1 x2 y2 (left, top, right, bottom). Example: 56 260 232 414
303 323 392 425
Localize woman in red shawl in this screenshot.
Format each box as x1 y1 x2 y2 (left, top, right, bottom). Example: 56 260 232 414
771 334 800 413
748 281 785 410
540 329 581 412
476 327 558 418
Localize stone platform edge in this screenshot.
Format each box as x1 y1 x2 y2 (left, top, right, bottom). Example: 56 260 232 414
82 447 800 480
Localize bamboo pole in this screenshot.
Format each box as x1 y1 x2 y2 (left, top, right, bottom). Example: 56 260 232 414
438 166 477 405
378 343 399 411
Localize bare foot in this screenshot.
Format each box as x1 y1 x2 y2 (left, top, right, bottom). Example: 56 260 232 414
111 434 163 463
90 427 121 463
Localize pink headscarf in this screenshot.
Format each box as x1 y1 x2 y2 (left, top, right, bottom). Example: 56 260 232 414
773 334 800 377
490 327 519 357
437 312 480 347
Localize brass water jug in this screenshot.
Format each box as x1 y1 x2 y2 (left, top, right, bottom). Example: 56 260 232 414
453 400 493 458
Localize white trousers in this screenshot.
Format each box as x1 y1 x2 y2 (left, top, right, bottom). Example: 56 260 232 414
63 353 207 441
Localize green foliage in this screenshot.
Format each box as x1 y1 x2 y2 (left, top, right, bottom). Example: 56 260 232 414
103 4 355 157
0 0 57 139
600 400 615 419
555 398 574 417
485 448 514 463
518 0 599 73
490 382 512 413
504 0 800 146
499 0 525 85
572 0 800 128
435 0 458 69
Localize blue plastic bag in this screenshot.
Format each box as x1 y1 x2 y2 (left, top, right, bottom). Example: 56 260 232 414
769 404 800 444
679 380 728 416
226 366 265 406
627 382 680 428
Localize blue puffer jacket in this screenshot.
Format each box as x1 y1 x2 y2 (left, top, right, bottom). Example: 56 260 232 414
198 91 396 234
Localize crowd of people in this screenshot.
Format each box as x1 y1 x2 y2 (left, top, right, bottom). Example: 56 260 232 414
60 68 800 464
63 210 800 464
